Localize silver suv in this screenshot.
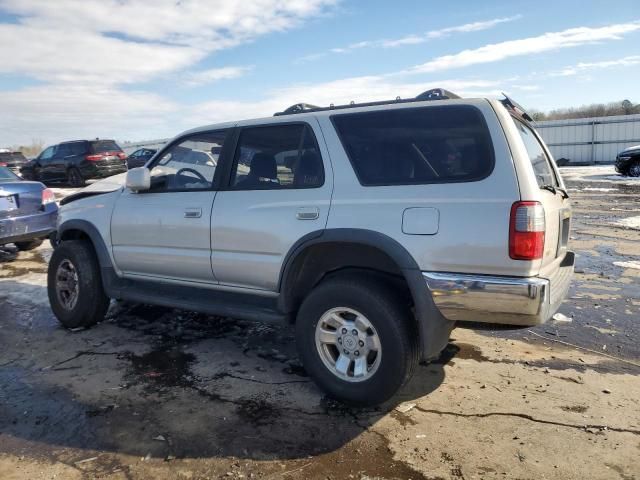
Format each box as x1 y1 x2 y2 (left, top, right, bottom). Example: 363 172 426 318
47 89 574 405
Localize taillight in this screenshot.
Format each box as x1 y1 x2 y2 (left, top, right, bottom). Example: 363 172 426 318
509 201 545 260
85 154 103 161
0 162 6 166
117 152 126 160
42 188 56 205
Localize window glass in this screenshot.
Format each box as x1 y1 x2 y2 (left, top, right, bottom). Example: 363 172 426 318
55 144 71 157
90 140 122 153
39 146 55 161
70 142 86 155
512 119 558 187
149 130 227 192
0 166 19 181
331 105 494 186
231 124 324 189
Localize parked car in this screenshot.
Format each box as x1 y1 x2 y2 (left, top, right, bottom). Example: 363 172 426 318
615 144 640 177
47 89 573 406
0 166 58 250
126 148 157 169
21 139 127 187
0 151 29 177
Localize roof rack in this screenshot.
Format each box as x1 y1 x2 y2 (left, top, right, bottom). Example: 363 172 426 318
273 88 461 116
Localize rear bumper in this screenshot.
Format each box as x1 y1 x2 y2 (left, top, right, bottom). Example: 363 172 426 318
81 163 127 179
423 252 575 326
0 209 57 245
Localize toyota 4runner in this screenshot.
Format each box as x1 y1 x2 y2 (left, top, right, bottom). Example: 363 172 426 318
47 89 574 405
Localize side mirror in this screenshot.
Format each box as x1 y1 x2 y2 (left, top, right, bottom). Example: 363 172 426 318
126 167 150 192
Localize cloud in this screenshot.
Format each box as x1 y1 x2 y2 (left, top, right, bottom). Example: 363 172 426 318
0 0 338 144
188 76 504 126
409 21 640 73
184 66 253 87
0 85 177 144
299 16 521 60
551 55 640 76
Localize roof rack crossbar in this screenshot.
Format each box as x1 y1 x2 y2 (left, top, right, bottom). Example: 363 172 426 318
273 88 460 116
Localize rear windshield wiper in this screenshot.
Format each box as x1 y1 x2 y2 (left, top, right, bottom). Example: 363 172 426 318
540 184 570 199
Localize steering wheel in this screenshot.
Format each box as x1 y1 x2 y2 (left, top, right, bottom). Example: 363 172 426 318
175 167 207 184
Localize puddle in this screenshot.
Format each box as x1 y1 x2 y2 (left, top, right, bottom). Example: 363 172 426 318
235 397 281 426
123 345 196 392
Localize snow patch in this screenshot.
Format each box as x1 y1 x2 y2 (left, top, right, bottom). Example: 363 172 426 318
613 260 640 270
582 187 617 192
616 216 640 230
0 272 49 307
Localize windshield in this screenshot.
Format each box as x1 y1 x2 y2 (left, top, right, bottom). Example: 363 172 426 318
0 166 20 182
90 140 122 153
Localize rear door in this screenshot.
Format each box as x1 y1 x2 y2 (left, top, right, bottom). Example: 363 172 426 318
512 119 571 268
210 120 332 291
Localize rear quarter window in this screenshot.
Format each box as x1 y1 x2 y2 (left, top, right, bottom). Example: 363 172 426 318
331 105 494 186
512 119 558 187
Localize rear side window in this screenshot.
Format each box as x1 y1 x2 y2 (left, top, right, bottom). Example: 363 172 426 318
70 142 86 155
512 119 558 187
331 105 494 186
230 124 324 190
90 140 122 153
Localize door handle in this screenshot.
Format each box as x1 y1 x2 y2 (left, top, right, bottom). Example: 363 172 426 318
296 207 319 220
184 208 202 218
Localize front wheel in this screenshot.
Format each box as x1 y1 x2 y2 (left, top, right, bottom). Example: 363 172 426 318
296 275 418 406
47 240 110 329
629 161 640 177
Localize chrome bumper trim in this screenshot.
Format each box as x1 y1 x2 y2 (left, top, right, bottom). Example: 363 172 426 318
423 262 573 326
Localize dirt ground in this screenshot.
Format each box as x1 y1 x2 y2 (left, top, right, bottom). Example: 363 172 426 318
1 166 639 480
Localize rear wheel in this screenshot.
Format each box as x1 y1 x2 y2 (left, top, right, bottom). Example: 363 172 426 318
67 167 85 187
15 239 43 251
47 240 110 329
629 160 640 177
296 275 418 406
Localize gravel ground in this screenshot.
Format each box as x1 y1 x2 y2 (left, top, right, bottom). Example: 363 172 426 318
0 166 638 480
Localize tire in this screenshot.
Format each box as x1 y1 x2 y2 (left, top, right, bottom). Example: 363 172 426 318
67 167 85 187
295 274 419 406
15 239 43 251
47 240 110 329
629 161 640 178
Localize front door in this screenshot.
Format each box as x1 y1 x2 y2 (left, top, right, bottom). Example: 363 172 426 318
211 121 332 291
111 129 230 283
34 146 56 182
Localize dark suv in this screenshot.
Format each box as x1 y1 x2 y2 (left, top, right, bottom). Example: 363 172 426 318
615 144 640 177
21 140 127 187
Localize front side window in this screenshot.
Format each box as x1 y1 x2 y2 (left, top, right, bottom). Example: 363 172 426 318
332 105 494 186
39 146 55 161
230 124 324 190
149 130 227 192
513 119 558 187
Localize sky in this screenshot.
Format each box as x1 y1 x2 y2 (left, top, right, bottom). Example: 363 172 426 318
0 0 639 146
